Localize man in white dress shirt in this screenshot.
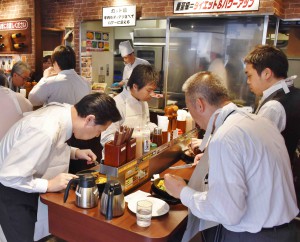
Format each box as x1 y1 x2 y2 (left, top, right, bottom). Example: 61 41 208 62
113 40 150 88
0 86 32 140
29 45 91 106
164 71 298 242
0 93 121 242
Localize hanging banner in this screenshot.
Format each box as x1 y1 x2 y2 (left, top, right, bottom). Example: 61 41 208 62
103 5 136 27
174 0 260 13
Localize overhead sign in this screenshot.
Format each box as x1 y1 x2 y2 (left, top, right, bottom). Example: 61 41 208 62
174 0 260 13
103 5 136 27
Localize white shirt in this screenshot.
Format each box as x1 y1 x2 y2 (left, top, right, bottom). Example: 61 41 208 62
256 79 294 132
0 103 76 193
100 87 156 147
208 58 228 89
180 103 298 233
122 57 150 85
29 69 91 106
0 86 32 140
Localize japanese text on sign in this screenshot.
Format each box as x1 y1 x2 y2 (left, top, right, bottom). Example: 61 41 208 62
103 5 136 27
0 19 29 31
174 0 259 13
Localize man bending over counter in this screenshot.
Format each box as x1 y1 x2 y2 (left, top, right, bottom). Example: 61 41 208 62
0 93 121 242
164 71 298 242
101 64 158 150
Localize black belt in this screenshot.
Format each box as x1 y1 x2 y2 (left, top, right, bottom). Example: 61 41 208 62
261 223 289 231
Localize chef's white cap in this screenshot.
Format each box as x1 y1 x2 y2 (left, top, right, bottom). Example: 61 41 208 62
119 40 134 57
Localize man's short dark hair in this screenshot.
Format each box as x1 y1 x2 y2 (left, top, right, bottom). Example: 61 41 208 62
244 45 288 78
51 45 76 70
127 64 158 90
74 93 121 125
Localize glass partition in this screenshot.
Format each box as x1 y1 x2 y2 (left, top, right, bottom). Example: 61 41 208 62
166 16 267 108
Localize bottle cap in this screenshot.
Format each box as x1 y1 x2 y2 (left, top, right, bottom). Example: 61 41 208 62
153 127 162 135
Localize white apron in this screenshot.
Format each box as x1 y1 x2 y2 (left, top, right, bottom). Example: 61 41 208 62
181 149 218 242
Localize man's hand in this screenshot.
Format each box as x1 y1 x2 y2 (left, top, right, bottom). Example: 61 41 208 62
47 173 78 192
43 67 57 78
75 149 97 164
194 153 204 165
164 174 187 199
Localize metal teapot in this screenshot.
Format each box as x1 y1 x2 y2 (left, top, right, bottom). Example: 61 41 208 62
100 180 125 220
64 174 99 208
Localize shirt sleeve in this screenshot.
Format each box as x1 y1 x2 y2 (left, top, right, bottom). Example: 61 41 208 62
28 77 50 106
16 93 33 113
0 127 53 193
257 100 286 132
180 134 248 226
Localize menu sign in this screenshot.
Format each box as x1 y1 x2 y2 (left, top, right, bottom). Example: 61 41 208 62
86 31 110 52
174 0 260 13
0 19 29 30
102 5 136 27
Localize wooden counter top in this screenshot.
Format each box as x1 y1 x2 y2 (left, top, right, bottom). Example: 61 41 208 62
41 160 194 242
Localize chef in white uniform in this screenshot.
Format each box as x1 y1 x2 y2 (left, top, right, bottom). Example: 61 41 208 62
0 86 33 140
101 64 158 148
112 40 150 88
0 93 121 242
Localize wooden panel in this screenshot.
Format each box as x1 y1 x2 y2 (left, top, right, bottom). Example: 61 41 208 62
41 160 194 242
0 18 32 54
41 29 64 51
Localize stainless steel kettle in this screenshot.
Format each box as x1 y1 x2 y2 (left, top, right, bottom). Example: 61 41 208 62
100 180 125 220
64 174 99 208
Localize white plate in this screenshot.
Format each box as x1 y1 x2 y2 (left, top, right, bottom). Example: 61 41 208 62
127 197 170 217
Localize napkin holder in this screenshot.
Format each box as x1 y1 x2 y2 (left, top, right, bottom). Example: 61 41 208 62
126 138 136 162
104 141 126 167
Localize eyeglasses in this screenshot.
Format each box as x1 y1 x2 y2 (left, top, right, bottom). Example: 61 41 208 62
16 72 31 81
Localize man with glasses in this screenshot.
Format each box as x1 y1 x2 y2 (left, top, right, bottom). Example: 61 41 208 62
8 61 32 92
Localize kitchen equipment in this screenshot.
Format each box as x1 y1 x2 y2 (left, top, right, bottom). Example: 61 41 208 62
100 180 125 220
64 174 99 208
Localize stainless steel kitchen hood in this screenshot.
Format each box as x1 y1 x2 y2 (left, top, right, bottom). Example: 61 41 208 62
133 28 166 46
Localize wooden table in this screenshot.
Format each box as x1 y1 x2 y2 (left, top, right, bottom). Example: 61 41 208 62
41 160 194 242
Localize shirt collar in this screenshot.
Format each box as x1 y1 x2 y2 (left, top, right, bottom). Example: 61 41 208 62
199 103 237 151
261 75 297 102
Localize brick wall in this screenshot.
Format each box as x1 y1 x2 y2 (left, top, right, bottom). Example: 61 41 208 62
0 0 35 71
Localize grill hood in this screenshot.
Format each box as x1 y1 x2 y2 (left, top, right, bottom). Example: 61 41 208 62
133 28 166 46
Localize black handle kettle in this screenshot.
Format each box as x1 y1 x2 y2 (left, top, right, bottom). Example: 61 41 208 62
100 180 125 220
64 174 99 208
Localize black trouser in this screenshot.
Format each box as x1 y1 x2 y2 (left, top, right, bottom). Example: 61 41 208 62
0 183 39 242
201 222 297 242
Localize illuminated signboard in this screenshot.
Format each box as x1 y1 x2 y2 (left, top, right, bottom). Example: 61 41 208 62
174 0 260 13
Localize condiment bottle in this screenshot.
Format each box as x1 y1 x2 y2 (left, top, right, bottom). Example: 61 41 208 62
152 127 163 147
133 127 143 158
142 125 151 154
186 112 193 132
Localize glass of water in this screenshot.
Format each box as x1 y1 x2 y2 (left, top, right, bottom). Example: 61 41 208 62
136 200 153 227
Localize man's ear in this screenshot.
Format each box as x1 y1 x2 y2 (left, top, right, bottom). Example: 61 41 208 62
133 83 139 91
196 97 205 112
85 115 96 126
262 68 272 81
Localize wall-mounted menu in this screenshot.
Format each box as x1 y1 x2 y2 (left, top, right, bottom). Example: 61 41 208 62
86 30 109 52
0 18 32 54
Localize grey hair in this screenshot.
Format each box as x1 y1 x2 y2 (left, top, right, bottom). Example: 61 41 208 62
11 61 31 76
182 71 229 107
